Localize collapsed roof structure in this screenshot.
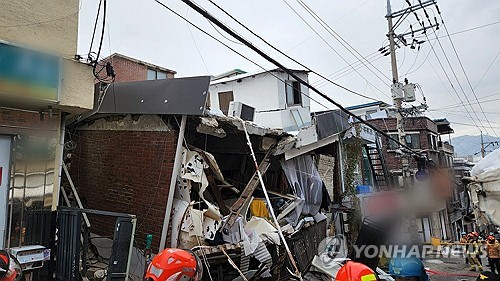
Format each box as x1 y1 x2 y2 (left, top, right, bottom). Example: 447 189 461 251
66 75 375 279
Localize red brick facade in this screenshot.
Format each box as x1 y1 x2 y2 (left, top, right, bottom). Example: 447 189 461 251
103 54 176 83
70 129 177 249
366 117 440 171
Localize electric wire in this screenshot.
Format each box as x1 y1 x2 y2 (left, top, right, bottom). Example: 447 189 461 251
186 9 210 73
88 0 103 58
207 20 244 45
472 47 500 91
433 4 499 137
206 0 385 102
431 93 500 111
158 0 462 166
423 31 489 135
403 35 438 76
313 50 383 87
281 0 390 99
296 0 392 83
269 0 372 60
152 0 331 114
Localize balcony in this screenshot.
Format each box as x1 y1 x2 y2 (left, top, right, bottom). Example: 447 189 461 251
438 141 454 154
343 123 376 144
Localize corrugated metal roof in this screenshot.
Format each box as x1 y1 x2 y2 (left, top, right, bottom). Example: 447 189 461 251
98 76 210 115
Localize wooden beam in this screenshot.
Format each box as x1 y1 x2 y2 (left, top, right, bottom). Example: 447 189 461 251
206 171 230 216
224 151 272 228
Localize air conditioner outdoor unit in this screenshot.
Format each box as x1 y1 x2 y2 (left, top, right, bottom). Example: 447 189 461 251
228 101 255 121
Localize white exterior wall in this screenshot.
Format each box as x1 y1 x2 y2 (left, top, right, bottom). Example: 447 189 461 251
209 71 312 131
348 104 385 120
0 0 95 114
0 0 95 212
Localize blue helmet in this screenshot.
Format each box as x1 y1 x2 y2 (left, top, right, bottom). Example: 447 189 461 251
389 257 429 281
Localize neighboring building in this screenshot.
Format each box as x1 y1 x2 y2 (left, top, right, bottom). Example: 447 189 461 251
101 53 176 83
452 157 476 235
366 116 442 174
0 0 94 252
453 158 475 179
351 104 455 242
345 101 391 121
209 69 312 132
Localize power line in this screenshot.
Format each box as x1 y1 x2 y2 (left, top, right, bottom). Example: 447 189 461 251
313 50 384 87
318 54 387 88
439 20 500 38
423 32 490 135
434 4 499 137
151 0 330 112
295 0 392 83
186 9 210 73
403 35 438 76
430 109 500 116
431 93 500 111
281 0 390 99
88 0 103 58
472 47 500 90
277 0 373 57
206 0 385 102
448 121 500 130
162 0 454 163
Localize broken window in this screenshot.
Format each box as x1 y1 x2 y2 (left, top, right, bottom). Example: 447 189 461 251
286 81 302 106
218 91 234 115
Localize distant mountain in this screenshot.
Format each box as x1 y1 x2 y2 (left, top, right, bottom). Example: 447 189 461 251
451 135 500 157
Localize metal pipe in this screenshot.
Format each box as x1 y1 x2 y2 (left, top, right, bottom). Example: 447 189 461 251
158 114 187 252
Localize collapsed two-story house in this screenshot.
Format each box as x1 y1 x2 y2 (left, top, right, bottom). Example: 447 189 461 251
67 63 376 279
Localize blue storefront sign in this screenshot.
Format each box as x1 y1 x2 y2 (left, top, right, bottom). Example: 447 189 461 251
0 41 61 103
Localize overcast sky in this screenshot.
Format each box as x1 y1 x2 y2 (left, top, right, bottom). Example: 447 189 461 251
77 0 500 137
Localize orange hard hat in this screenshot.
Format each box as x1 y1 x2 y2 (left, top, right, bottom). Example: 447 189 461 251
145 248 202 281
488 236 495 241
335 261 378 281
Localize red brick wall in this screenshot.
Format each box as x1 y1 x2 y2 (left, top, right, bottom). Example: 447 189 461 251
70 129 177 250
366 117 439 171
105 56 148 83
0 108 60 136
103 56 175 83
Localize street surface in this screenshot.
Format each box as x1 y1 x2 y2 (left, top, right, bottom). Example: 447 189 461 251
424 257 484 281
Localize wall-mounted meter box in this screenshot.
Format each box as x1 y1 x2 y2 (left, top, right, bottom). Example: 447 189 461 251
9 245 47 271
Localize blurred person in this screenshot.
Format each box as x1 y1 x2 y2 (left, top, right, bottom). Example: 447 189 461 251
487 236 500 274
461 232 469 264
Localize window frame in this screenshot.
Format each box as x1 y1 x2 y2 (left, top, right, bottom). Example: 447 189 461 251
147 69 168 80
285 80 302 107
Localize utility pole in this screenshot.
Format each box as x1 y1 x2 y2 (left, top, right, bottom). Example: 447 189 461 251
386 0 409 186
480 131 485 158
385 0 440 243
